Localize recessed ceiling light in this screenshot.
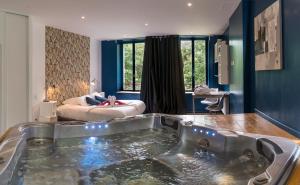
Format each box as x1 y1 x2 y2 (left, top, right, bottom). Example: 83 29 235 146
187 2 192 7
81 16 85 20
145 23 149 26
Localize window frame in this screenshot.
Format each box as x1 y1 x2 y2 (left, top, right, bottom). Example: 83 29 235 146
121 40 144 91
180 37 208 91
120 37 208 92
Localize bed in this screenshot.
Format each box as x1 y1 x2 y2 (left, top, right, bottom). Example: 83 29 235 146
57 100 145 121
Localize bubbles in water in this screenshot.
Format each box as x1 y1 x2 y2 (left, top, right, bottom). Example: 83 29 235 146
90 159 178 185
10 128 270 185
122 173 165 185
17 170 23 177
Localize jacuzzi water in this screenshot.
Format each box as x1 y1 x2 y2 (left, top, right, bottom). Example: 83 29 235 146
10 128 270 185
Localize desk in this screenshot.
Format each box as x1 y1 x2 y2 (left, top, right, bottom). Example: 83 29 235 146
192 91 230 115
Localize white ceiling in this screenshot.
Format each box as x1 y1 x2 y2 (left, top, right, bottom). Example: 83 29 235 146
0 0 240 40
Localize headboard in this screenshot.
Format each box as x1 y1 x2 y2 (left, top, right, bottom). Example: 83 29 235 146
45 26 90 105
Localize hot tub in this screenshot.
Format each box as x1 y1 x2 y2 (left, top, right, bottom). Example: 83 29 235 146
0 114 299 185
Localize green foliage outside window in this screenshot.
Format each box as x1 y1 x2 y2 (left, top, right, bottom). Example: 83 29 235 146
123 44 133 90
194 40 206 87
135 43 144 90
123 43 144 91
181 41 193 90
181 39 206 91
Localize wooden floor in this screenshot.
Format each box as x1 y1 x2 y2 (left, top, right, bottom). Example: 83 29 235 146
182 113 299 141
180 113 300 185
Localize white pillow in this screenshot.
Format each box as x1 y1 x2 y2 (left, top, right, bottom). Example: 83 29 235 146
63 95 92 106
62 97 82 105
91 92 105 98
79 95 91 106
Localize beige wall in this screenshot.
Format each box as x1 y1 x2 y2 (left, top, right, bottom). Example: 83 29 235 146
90 38 101 92
29 17 46 121
0 14 101 130
0 12 29 132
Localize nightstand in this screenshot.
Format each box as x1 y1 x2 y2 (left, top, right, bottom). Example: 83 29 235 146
39 101 57 122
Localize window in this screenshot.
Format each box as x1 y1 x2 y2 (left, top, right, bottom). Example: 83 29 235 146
122 38 206 92
123 42 145 91
181 39 207 91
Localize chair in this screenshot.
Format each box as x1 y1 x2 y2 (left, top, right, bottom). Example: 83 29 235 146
201 98 218 106
205 95 225 114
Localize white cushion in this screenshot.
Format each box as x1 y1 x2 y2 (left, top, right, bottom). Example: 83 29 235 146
91 92 105 98
63 95 92 106
79 95 91 106
62 97 82 105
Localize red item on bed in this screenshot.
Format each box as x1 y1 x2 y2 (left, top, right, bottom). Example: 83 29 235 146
98 100 127 106
99 101 110 106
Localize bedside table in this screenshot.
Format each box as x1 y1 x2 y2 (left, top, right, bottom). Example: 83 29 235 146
39 101 57 122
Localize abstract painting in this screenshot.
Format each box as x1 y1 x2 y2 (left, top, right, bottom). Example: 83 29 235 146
254 0 282 71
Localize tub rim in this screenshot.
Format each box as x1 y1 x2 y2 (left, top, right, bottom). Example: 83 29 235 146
0 114 299 185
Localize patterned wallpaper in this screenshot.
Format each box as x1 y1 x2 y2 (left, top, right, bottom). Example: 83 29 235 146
45 26 90 105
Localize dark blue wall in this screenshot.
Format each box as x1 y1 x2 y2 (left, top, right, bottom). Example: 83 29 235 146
227 0 254 114
228 3 245 113
251 0 300 137
102 1 300 137
228 2 249 113
224 0 300 137
101 41 119 96
243 0 255 113
101 36 228 113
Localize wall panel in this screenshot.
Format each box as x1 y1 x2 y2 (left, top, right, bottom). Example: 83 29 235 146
0 12 29 132
45 26 90 105
228 3 245 113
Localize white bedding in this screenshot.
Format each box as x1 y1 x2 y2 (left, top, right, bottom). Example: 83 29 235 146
57 100 146 121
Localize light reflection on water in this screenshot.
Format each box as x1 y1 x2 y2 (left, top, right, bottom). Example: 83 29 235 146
87 137 98 145
80 137 109 169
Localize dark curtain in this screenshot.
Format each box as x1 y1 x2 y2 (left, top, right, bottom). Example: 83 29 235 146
141 35 185 114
